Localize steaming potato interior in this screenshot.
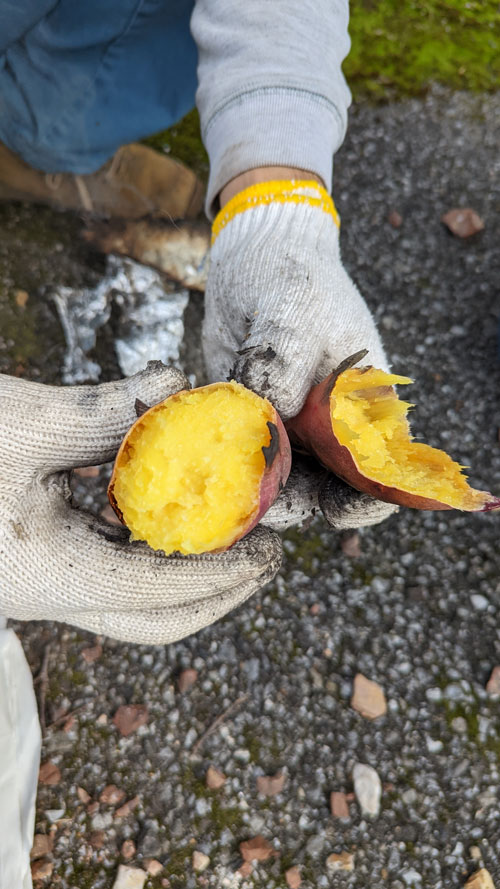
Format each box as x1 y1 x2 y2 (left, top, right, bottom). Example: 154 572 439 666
331 367 485 509
112 384 273 554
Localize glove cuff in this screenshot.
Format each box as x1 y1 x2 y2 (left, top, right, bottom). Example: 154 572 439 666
212 179 340 245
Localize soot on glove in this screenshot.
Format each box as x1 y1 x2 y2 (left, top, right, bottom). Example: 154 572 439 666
203 180 398 532
0 362 282 644
203 180 389 419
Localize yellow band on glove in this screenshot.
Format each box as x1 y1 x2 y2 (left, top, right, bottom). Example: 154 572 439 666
212 179 340 244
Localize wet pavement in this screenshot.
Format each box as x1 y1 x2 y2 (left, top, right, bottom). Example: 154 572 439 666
2 86 500 888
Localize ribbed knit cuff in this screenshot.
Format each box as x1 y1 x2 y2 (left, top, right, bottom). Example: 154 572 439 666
203 87 346 217
212 180 340 244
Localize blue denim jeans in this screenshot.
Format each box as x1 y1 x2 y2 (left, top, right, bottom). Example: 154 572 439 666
0 0 198 173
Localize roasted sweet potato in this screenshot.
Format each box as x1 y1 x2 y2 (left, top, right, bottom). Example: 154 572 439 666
287 352 500 512
109 381 291 554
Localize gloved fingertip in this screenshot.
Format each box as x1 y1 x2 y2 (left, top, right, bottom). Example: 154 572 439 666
319 476 398 530
231 345 275 392
139 361 189 390
231 346 314 420
261 458 326 532
118 363 190 413
230 525 282 575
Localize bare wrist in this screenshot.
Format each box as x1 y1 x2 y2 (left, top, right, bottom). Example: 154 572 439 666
219 166 325 208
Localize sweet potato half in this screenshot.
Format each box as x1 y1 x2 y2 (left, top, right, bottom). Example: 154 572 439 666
287 352 500 512
108 381 291 554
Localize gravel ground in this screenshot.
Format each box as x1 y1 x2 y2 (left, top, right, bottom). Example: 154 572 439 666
1 86 500 889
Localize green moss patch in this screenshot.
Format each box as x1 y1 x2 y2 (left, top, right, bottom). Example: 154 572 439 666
346 0 500 100
143 109 208 182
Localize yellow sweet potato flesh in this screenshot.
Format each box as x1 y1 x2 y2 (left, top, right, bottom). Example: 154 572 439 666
112 383 273 554
331 367 485 510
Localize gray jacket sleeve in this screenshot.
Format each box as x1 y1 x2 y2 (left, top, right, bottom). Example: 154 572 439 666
191 0 352 215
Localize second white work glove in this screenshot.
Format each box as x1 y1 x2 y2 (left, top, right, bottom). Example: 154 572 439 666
203 179 397 530
0 363 281 645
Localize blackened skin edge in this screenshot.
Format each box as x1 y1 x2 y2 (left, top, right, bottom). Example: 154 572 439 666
135 398 150 418
262 421 280 468
320 349 369 405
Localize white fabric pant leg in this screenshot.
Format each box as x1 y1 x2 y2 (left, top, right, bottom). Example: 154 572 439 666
0 619 41 889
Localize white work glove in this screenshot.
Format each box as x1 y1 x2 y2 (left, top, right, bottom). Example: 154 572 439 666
203 180 398 530
0 362 282 645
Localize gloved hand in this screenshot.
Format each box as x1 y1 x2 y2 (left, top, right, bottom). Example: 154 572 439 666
0 362 281 644
203 179 398 530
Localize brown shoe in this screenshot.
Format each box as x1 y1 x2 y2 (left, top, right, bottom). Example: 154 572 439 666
0 142 204 219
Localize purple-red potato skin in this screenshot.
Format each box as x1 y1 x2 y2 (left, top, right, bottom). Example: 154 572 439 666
243 410 291 538
287 372 500 513
108 384 292 553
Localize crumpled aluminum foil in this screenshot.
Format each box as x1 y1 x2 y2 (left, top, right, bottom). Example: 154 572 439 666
52 256 189 384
